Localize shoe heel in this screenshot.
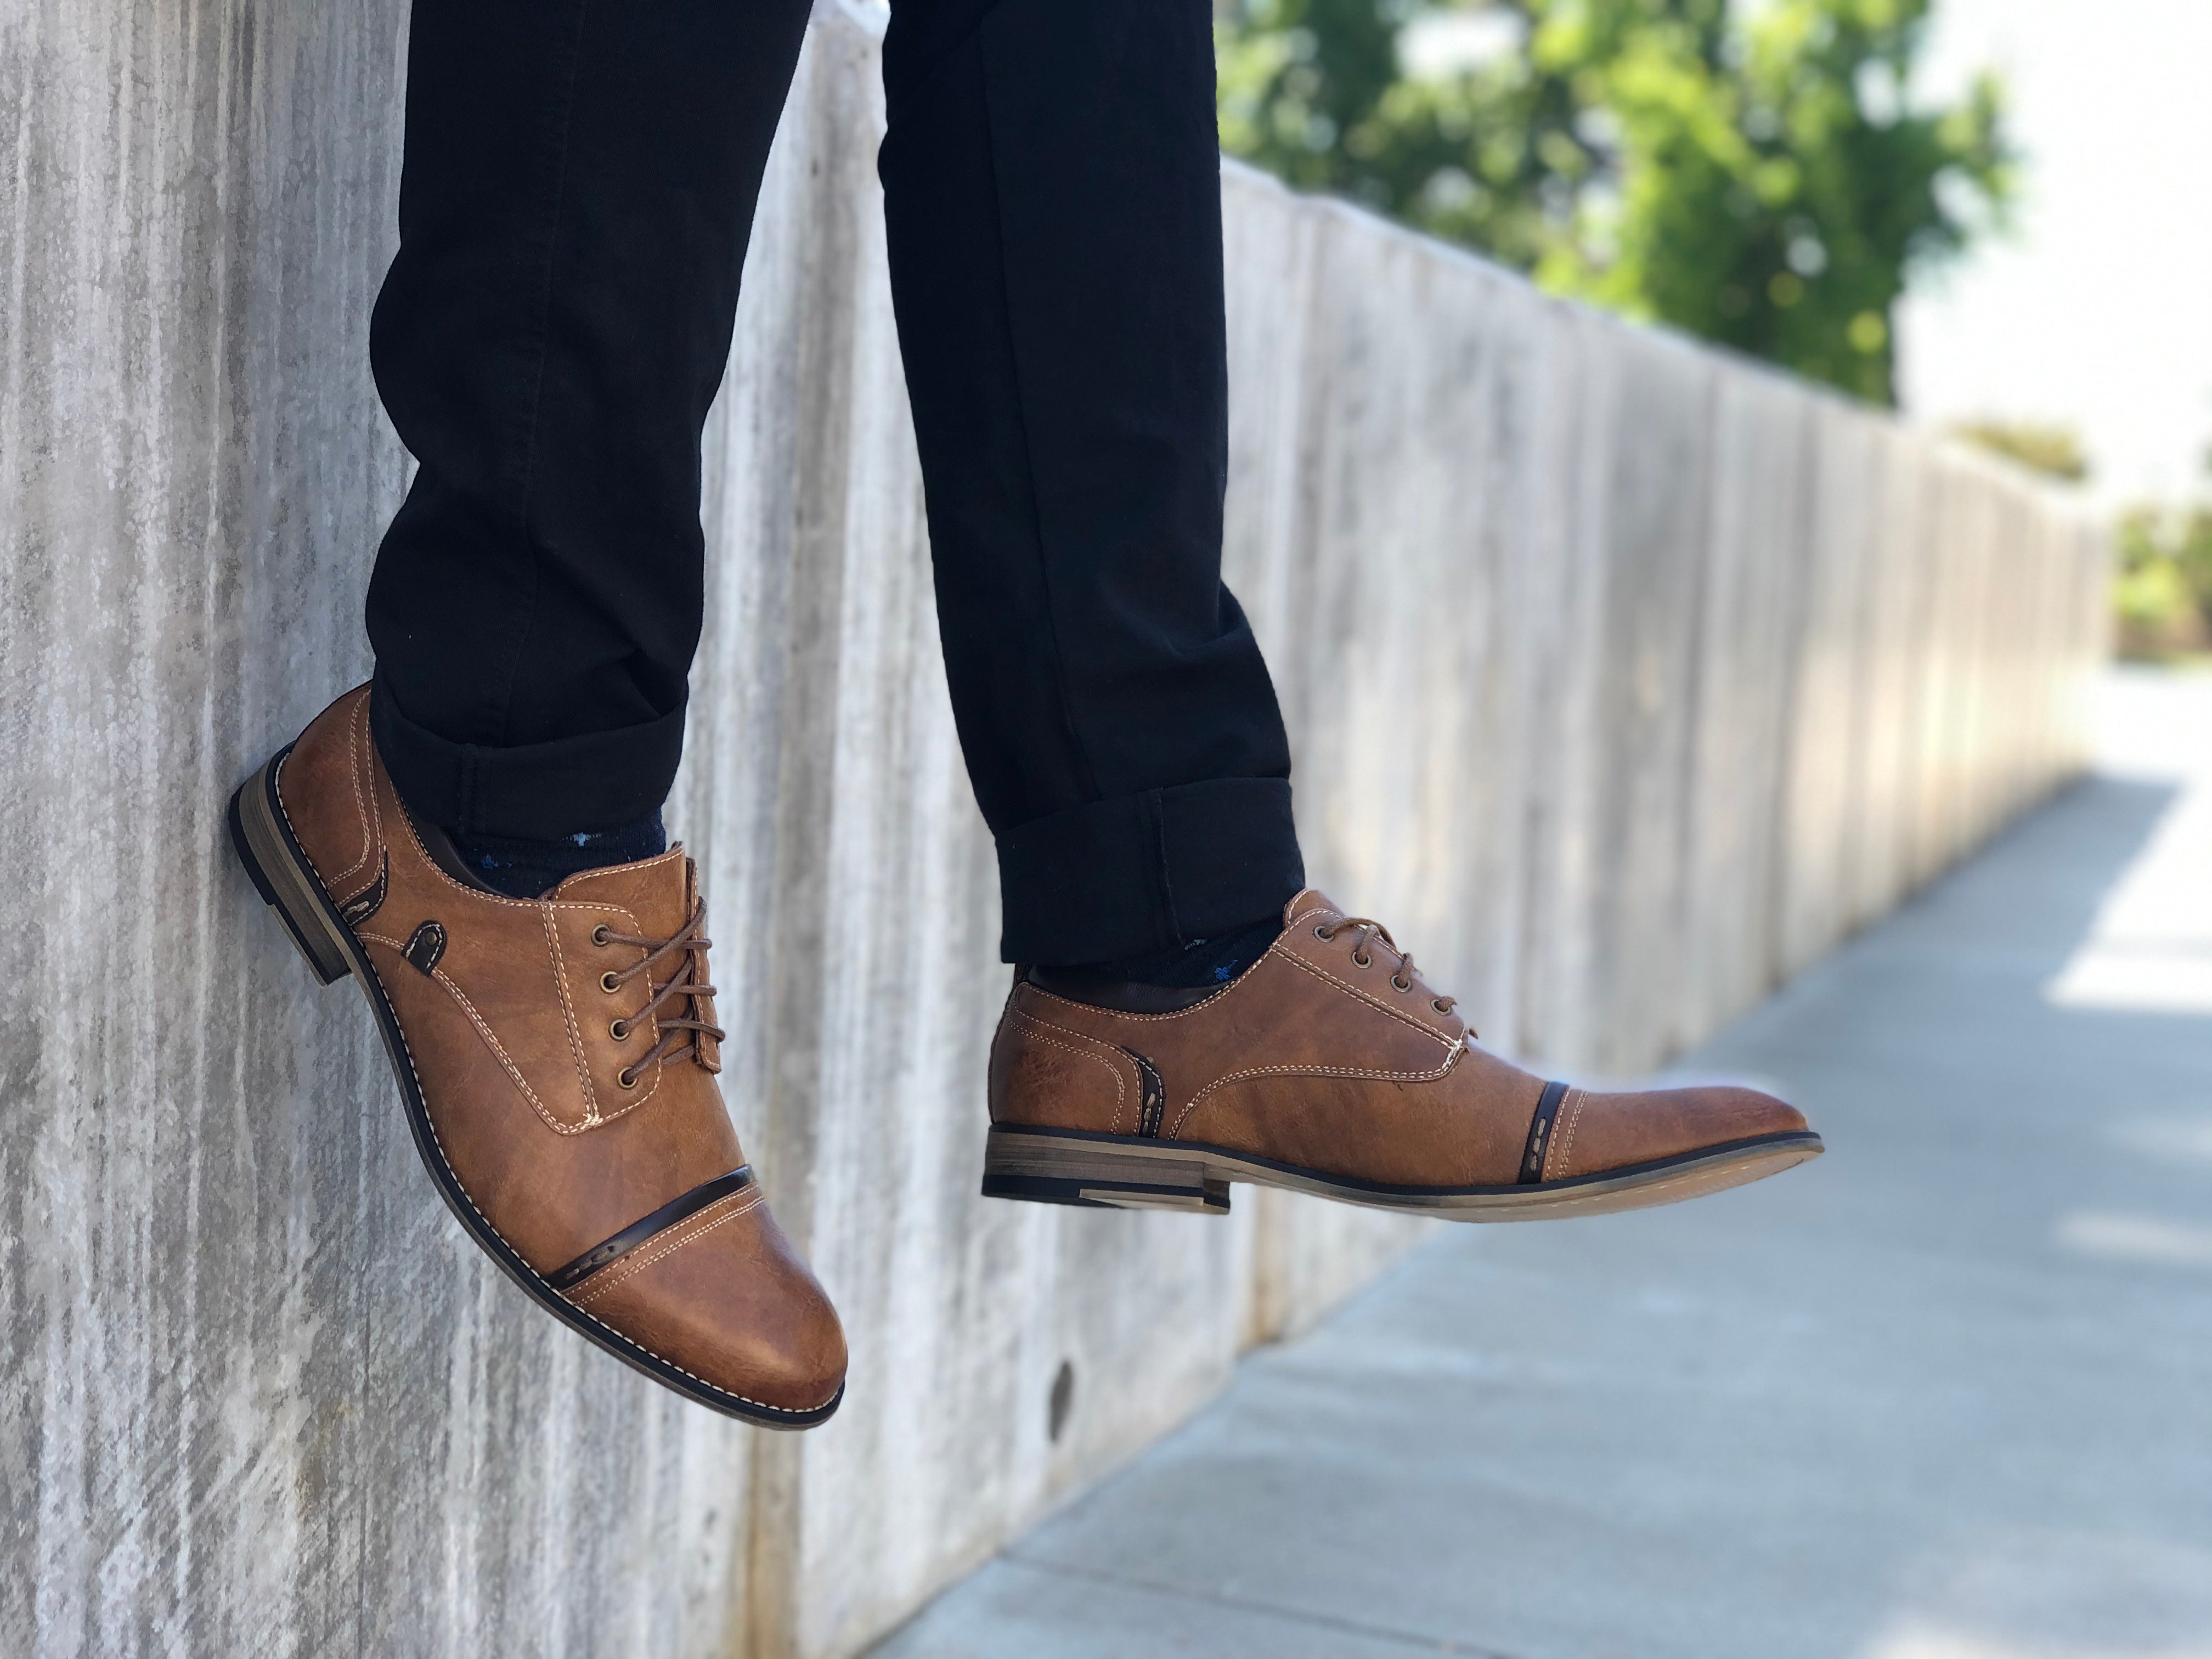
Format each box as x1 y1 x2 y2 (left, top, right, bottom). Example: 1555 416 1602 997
227 756 351 987
980 1126 1229 1215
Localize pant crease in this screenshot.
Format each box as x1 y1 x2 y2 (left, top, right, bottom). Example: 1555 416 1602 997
489 0 595 754
1150 789 1186 946
972 30 1104 803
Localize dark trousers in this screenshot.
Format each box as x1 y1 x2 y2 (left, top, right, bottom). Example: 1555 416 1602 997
363 0 1302 964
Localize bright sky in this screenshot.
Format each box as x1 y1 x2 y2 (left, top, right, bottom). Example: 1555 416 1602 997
1898 0 2212 505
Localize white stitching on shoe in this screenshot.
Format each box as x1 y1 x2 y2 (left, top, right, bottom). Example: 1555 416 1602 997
1546 1088 1589 1181
358 934 655 1134
545 907 605 1125
360 701 385 879
275 747 835 1418
1004 1011 1131 1136
568 1190 765 1310
1278 896 1462 1038
388 1003 826 1413
375 751 686 915
1010 911 1464 1143
1014 906 1457 1042
1011 931 1319 1026
278 701 672 923
392 1022 828 1415
357 751 668 1120
278 782 832 1415
269 774 836 1424
324 692 377 887
1166 1042 1464 1140
1019 978 1240 1022
558 908 666 1114
1273 950 1460 1045
356 930 578 1135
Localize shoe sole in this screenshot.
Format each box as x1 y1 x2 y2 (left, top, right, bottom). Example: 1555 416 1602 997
228 746 842 1429
981 1121 1823 1220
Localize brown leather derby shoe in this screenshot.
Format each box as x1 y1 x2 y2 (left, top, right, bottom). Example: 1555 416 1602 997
984 889 1821 1220
229 686 845 1426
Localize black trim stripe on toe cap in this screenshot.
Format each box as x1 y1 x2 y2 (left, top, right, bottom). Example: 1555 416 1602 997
546 1167 755 1293
1519 1079 1572 1184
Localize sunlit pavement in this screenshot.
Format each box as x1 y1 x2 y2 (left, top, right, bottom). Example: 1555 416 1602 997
870 665 2212 1659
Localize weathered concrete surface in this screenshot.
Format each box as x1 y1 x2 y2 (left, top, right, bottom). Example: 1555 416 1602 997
870 667 2212 1659
0 2 2106 1656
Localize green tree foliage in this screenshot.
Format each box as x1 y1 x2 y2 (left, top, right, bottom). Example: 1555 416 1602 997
2114 498 2212 658
1216 0 2011 404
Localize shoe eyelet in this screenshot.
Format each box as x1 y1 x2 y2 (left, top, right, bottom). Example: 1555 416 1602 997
1351 951 1373 968
1312 924 1333 941
609 1019 628 1041
591 924 611 946
617 1067 637 1090
1392 974 1412 992
1432 998 1452 1014
600 970 620 993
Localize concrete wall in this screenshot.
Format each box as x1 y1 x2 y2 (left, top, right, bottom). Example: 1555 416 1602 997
0 3 2106 1656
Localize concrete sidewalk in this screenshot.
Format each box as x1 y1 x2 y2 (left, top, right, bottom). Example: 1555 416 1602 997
870 667 2212 1659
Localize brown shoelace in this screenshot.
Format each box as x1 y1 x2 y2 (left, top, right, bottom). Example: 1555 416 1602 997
1315 915 1459 1017
596 899 725 1087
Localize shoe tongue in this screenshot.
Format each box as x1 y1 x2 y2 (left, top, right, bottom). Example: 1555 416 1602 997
1282 887 1345 925
551 847 694 939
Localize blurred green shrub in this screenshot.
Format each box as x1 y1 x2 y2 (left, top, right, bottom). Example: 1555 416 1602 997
1942 424 2210 661
1217 0 2011 405
1947 421 2090 484
2114 501 2212 659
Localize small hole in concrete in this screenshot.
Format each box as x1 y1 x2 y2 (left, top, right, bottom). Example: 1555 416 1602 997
1047 1359 1075 1443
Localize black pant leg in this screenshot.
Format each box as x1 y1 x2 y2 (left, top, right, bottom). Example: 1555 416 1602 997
880 0 1305 966
366 0 813 837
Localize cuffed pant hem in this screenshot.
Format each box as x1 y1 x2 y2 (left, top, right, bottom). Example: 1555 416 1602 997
996 776 1305 965
369 669 686 838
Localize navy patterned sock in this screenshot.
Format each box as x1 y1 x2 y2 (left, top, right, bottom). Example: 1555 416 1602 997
448 811 667 900
1077 916 1283 990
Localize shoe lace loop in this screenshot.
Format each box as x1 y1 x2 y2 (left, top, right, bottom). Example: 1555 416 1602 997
1316 916 1457 1016
599 899 723 1084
